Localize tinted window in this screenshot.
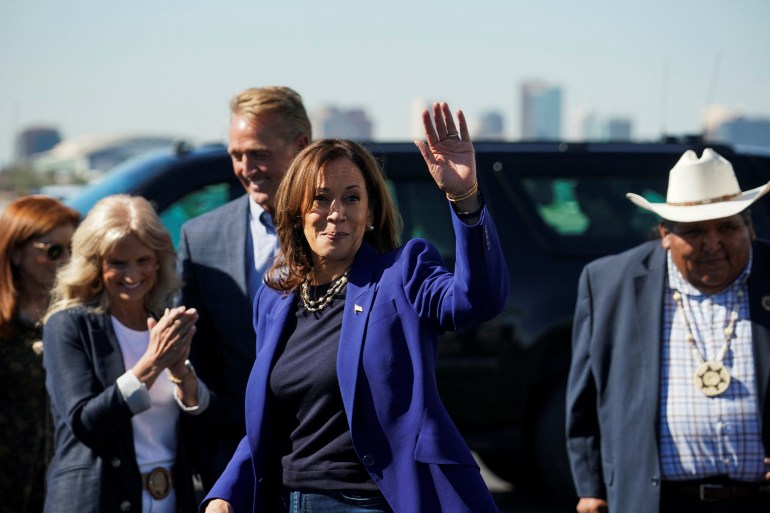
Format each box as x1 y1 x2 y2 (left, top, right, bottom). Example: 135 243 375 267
484 152 671 256
390 178 454 259
159 183 232 247
522 176 663 239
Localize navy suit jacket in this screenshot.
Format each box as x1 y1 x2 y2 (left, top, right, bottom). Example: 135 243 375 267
205 207 509 512
177 195 256 482
42 308 200 513
566 239 770 513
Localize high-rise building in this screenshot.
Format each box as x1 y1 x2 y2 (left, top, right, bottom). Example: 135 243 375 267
571 107 634 141
471 111 505 141
606 117 633 141
521 81 562 140
572 107 601 141
703 106 770 149
312 106 374 141
714 117 770 148
16 126 61 159
702 105 739 140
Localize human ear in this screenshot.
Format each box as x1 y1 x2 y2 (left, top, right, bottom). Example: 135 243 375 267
295 134 310 152
658 224 671 249
746 218 757 241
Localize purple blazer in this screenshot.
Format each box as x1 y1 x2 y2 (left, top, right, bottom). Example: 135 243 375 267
205 206 508 512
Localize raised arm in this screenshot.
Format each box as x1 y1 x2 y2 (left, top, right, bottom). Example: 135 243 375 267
414 102 481 218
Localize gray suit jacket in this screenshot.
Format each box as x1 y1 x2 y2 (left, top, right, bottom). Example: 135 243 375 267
566 239 770 512
177 195 256 486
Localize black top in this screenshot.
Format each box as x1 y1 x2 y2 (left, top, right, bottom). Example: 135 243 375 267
269 283 378 492
0 315 49 513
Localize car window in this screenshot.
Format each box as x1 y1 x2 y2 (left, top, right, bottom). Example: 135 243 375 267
522 176 663 240
159 183 231 247
389 178 454 260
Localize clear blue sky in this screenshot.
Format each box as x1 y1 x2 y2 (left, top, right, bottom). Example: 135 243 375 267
1 0 768 167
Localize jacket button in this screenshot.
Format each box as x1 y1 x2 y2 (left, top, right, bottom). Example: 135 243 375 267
120 501 132 511
362 454 376 467
651 475 660 487
111 457 121 468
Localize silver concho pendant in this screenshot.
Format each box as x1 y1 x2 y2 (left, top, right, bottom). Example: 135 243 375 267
693 361 730 397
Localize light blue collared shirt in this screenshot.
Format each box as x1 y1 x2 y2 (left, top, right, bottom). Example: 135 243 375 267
247 198 280 303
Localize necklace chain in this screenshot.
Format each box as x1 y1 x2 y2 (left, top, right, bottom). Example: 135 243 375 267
672 289 741 365
300 269 350 312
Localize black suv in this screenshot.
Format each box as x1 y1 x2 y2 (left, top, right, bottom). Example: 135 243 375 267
67 140 770 499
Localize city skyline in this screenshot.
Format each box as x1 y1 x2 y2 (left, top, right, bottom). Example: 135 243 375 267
2 0 769 167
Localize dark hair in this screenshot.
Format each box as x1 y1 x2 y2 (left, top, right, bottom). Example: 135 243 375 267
266 139 402 292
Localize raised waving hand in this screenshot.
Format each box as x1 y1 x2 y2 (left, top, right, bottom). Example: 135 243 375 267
414 101 476 201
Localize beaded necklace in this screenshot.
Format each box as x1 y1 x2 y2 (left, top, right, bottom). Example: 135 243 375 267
300 269 351 312
673 289 741 397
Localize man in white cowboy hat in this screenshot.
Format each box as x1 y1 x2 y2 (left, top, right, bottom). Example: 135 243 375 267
566 148 770 513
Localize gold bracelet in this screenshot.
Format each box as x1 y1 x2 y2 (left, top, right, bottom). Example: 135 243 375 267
167 360 196 385
446 181 478 202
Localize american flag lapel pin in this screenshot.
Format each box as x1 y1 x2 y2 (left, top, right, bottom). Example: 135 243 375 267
354 304 363 314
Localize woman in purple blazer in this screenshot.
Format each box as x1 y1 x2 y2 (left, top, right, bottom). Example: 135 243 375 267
204 103 509 513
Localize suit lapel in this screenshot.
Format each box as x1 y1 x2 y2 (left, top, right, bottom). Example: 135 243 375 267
633 243 666 425
89 312 139 464
337 244 379 427
91 312 130 383
246 292 295 459
748 243 770 436
224 196 250 297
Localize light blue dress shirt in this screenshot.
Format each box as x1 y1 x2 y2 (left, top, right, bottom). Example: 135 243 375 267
246 198 280 303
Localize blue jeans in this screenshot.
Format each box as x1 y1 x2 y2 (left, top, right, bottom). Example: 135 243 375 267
271 489 393 513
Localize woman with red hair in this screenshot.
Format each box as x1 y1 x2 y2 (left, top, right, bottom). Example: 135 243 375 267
0 195 79 513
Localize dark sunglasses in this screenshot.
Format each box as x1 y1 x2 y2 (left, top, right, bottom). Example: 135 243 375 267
31 241 67 261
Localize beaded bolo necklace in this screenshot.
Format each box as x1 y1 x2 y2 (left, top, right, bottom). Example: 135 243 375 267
672 289 742 397
300 269 351 312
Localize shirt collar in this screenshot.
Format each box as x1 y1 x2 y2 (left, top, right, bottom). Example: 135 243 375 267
248 197 274 229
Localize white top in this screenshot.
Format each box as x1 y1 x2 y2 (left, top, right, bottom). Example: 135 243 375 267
112 316 210 473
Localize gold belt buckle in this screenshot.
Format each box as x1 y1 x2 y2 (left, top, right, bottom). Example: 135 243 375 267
144 467 172 500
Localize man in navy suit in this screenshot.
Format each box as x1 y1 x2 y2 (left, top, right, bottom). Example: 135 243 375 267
567 148 770 513
177 86 311 489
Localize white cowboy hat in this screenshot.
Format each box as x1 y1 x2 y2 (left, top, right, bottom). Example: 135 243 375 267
626 148 770 223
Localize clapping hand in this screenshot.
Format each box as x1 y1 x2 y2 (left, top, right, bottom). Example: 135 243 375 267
146 306 198 370
414 102 477 202
131 306 198 390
